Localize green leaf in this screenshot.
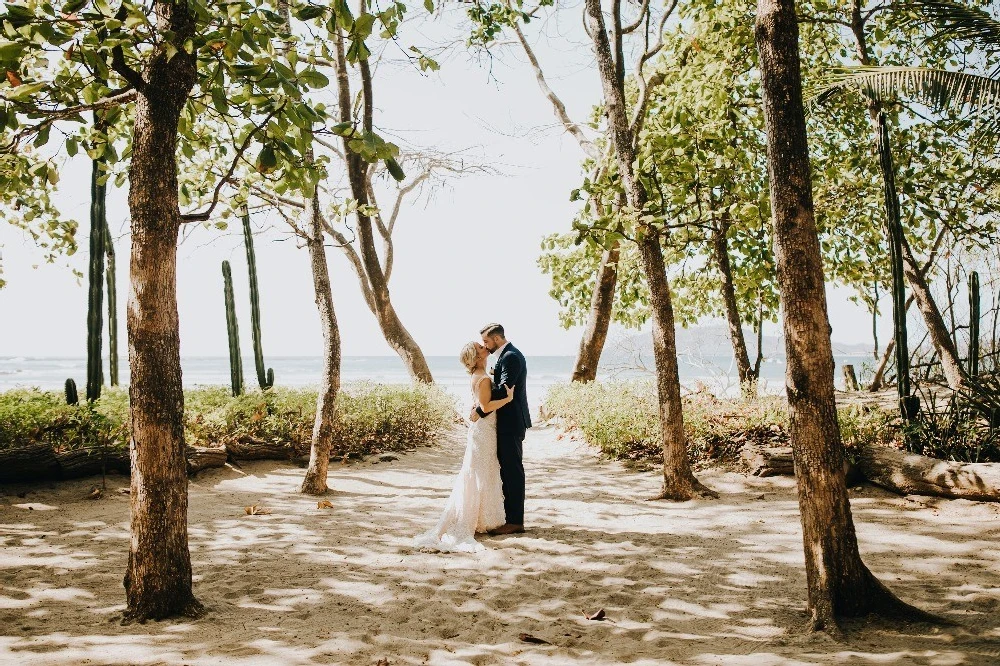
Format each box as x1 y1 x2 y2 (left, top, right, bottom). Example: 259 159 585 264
423 0 433 13
295 4 325 20
384 157 405 182
257 145 277 172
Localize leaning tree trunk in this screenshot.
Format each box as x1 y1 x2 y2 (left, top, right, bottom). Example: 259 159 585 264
301 188 342 495
86 134 107 403
755 0 923 632
583 0 714 500
712 221 755 392
572 240 620 382
900 235 966 390
121 6 203 623
333 29 433 384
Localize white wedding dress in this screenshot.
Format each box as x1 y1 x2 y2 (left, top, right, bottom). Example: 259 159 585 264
414 376 506 553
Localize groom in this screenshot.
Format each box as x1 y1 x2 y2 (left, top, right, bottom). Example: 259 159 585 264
475 323 531 535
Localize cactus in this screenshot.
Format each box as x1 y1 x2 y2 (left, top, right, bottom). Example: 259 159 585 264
105 221 119 387
222 261 244 397
875 112 916 419
242 207 273 390
969 272 981 378
86 141 107 403
65 378 79 406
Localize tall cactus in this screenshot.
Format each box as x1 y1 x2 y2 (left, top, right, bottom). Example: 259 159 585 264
876 112 917 420
222 260 244 397
242 207 273 390
105 221 119 386
86 124 107 403
969 271 980 378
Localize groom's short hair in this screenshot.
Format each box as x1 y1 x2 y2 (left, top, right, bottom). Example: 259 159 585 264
480 323 505 338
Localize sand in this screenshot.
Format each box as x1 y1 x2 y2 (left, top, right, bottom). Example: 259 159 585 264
2 423 1000 665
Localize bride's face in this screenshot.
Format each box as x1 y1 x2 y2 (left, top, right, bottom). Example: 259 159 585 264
475 343 489 367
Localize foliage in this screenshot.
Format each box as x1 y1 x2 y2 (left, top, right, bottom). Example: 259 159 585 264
544 381 898 466
0 383 456 460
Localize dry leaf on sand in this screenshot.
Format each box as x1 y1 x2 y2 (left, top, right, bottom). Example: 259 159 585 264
84 487 103 500
317 500 334 509
585 608 606 621
518 633 551 645
244 503 271 516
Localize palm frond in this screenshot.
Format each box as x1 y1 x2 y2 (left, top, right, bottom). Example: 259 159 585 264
902 0 1000 54
809 66 1000 115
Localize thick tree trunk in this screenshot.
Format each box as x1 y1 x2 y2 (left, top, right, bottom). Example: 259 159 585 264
755 0 922 631
572 241 620 382
583 0 714 500
712 222 755 390
900 235 966 390
301 190 341 495
121 5 202 623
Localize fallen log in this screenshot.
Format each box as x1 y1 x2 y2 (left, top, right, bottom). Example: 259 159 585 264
858 446 1000 502
741 444 794 477
186 445 228 475
0 443 60 483
225 438 298 460
55 448 130 478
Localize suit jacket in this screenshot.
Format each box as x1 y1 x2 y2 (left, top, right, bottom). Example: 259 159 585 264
490 343 532 437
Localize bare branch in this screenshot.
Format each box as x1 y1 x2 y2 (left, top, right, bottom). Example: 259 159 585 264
621 0 652 34
111 45 146 93
512 21 597 158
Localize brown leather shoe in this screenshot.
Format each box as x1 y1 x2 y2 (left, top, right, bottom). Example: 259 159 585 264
488 523 525 536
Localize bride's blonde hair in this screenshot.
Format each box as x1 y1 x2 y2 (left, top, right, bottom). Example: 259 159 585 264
459 342 479 375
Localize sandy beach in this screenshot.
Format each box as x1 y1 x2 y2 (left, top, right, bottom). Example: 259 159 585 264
2 423 1000 665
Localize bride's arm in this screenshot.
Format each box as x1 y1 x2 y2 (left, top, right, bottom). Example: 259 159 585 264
477 377 514 414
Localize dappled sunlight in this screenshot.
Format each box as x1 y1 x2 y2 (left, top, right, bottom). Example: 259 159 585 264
1 425 998 664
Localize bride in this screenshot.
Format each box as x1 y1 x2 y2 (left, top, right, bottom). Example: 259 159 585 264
414 341 514 552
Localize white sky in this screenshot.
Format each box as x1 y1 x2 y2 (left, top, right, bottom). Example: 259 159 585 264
0 7 885 358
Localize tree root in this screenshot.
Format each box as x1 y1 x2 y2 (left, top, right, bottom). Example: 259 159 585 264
647 477 720 501
121 595 206 625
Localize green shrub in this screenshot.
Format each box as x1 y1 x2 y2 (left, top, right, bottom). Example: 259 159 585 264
0 383 457 460
544 381 893 465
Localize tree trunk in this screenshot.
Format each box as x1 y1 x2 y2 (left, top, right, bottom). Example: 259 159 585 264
755 0 922 632
571 241 620 382
121 5 203 623
583 0 714 500
301 189 341 495
333 29 433 384
105 221 119 387
900 235 967 390
712 222 755 391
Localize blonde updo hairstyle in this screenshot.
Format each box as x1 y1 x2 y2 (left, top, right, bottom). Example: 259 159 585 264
459 342 479 375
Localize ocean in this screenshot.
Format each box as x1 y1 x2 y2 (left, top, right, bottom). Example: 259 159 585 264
0 353 876 409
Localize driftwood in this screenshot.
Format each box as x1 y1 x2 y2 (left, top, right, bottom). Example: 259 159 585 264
55 448 130 478
741 444 863 485
858 446 1000 502
225 439 299 460
742 444 795 477
186 446 228 475
0 444 60 483
1 443 229 483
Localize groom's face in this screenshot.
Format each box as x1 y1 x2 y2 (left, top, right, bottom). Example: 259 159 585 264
481 333 499 353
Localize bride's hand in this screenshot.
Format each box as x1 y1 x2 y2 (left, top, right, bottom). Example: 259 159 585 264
504 384 515 402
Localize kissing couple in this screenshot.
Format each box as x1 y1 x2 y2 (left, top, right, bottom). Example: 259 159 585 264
415 323 532 553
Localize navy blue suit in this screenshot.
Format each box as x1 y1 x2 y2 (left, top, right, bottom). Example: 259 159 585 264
490 343 531 524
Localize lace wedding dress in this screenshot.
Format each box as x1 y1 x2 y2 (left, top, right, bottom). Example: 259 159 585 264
414 376 506 552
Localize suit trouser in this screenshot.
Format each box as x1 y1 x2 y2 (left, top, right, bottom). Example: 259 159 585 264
496 430 525 525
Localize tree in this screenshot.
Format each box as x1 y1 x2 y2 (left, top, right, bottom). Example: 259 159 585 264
0 0 377 621
580 0 716 499
755 0 927 631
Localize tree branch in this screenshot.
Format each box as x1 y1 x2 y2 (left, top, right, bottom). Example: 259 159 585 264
180 102 285 222
512 20 597 158
621 0 652 34
111 45 146 93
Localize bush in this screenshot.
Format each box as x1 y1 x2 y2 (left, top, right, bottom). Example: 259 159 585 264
0 383 457 460
544 381 892 465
